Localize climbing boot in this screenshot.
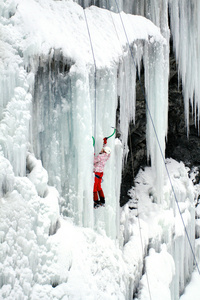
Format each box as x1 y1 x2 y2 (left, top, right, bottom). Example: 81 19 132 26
94 201 100 209
99 197 105 207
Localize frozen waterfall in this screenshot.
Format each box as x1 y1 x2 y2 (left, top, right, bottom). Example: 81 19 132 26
0 0 167 233
0 0 199 299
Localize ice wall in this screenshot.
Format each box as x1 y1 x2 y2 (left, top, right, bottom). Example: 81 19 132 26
0 0 168 236
32 51 94 228
23 1 167 235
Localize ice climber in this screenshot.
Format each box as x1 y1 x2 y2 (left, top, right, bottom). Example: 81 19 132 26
93 138 111 208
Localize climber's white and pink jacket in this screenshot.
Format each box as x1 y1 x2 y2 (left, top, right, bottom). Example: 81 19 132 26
93 151 110 173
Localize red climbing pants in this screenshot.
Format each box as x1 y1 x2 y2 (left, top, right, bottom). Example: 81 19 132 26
93 172 105 201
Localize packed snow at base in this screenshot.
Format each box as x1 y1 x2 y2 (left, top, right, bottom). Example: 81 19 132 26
1 155 199 300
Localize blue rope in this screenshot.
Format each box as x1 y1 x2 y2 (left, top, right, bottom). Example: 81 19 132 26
83 8 97 148
113 0 200 275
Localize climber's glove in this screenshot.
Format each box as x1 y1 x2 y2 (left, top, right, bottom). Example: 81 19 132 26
103 137 107 145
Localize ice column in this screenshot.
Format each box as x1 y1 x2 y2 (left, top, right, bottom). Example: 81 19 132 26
32 51 94 228
93 66 121 239
143 40 168 202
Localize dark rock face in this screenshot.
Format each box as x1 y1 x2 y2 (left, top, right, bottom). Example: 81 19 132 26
166 55 200 168
120 46 200 207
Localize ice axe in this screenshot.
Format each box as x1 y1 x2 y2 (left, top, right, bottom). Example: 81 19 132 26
92 127 116 146
105 127 116 140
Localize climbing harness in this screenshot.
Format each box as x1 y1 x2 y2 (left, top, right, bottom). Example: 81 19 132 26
95 174 102 179
95 174 104 182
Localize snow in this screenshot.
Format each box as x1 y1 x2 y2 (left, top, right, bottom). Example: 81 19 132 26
135 246 175 300
122 159 197 300
5 0 165 68
180 231 200 300
27 153 48 198
179 263 200 300
1 156 197 299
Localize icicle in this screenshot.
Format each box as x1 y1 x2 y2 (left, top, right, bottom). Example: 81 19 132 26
169 0 200 134
117 44 137 163
32 52 94 228
144 39 169 203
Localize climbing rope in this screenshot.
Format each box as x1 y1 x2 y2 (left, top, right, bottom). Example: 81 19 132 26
128 127 153 300
83 8 97 149
106 5 153 299
84 6 117 150
112 0 200 276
